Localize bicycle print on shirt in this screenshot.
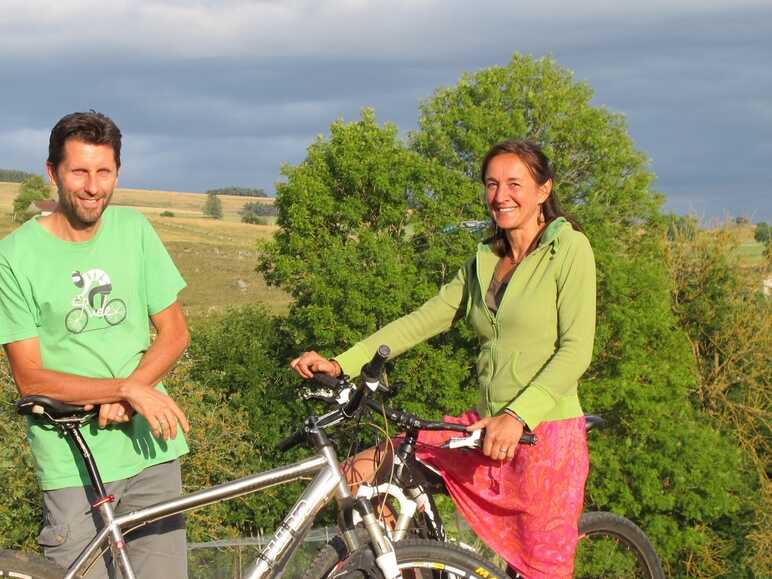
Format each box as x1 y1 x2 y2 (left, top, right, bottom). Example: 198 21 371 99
65 269 127 334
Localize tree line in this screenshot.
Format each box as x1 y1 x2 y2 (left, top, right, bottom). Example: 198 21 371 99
0 169 37 183
205 186 268 197
0 54 768 577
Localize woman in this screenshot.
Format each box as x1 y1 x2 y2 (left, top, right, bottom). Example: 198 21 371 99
291 139 596 578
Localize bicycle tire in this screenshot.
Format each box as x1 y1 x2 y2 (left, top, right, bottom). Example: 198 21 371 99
304 536 505 579
575 511 665 579
0 549 64 579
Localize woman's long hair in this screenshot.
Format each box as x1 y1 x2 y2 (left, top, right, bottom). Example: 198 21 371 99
480 139 580 257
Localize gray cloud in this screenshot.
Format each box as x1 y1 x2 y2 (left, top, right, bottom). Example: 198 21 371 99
1 0 769 220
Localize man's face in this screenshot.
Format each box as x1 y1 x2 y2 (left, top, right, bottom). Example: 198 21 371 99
47 139 118 228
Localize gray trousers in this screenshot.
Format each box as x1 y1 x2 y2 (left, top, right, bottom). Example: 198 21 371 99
39 460 187 579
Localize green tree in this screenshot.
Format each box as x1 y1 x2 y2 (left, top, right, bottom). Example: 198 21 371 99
202 191 223 219
754 222 770 243
12 175 51 222
259 109 482 416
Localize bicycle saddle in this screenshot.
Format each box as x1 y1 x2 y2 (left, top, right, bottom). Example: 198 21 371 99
16 395 90 420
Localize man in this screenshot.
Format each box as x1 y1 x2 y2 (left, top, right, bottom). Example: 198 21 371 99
0 111 190 578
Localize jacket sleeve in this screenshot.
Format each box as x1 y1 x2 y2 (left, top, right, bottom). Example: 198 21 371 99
334 260 470 378
508 233 596 428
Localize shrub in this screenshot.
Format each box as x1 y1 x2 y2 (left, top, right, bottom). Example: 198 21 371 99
160 210 175 218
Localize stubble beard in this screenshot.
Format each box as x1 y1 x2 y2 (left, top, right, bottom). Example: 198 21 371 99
58 190 113 230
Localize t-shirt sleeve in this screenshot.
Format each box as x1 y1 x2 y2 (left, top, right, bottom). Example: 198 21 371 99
0 257 39 344
140 218 187 315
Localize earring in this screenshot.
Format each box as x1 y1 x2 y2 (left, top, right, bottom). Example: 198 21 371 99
538 204 545 225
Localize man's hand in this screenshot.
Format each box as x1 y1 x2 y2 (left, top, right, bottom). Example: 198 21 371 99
467 413 524 461
290 351 342 379
119 380 189 441
97 401 134 427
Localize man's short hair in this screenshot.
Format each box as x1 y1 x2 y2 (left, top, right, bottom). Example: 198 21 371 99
48 111 122 170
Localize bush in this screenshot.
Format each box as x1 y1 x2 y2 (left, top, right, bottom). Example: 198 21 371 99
160 210 175 218
202 192 223 220
241 214 267 225
755 222 770 243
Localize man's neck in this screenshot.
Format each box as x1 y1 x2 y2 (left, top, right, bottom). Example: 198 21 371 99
38 211 102 242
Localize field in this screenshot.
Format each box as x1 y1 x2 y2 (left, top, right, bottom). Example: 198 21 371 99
0 182 289 320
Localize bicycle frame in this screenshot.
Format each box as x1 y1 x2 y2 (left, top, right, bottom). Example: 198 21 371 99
64 437 363 579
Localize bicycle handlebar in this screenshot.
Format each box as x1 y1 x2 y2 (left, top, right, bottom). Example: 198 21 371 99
366 400 537 446
278 346 390 452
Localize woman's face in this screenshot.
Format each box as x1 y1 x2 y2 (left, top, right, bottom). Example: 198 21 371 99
484 153 551 232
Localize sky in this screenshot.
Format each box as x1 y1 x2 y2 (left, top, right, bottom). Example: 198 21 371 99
1 0 770 222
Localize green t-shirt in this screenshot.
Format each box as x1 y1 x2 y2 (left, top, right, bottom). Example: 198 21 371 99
0 206 189 490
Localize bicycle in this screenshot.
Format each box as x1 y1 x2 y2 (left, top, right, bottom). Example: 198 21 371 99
65 293 127 334
300 372 665 579
0 346 507 579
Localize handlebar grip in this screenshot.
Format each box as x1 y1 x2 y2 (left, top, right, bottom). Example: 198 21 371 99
276 428 305 452
361 345 390 382
520 432 537 446
311 373 340 389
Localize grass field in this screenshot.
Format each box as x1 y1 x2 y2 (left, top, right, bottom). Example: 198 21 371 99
0 182 289 319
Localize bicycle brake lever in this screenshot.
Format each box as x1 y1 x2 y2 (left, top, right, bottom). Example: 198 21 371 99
441 429 482 449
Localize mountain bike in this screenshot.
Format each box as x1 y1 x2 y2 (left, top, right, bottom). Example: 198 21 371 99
301 372 665 579
0 346 506 579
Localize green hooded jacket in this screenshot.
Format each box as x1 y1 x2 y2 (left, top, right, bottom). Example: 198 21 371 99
334 217 596 428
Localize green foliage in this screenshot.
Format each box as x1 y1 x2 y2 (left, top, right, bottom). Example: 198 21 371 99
0 360 40 551
205 187 267 198
239 202 276 225
755 222 770 243
0 169 36 183
258 109 481 417
185 307 313 534
160 210 175 218
666 223 771 575
12 175 51 222
241 214 267 225
202 192 223 220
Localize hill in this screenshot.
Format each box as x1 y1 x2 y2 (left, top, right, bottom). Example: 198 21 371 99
0 182 289 319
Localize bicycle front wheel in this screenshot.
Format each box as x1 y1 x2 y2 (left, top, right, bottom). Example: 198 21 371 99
305 537 504 579
0 550 64 579
574 511 665 579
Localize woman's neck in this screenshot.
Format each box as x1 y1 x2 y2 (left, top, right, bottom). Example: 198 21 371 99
504 220 544 261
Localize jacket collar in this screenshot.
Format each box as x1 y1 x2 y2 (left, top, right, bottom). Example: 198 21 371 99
474 217 569 297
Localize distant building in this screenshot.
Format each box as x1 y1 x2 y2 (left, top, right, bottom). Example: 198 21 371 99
31 199 58 216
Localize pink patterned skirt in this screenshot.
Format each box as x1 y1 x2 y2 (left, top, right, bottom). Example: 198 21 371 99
414 410 589 579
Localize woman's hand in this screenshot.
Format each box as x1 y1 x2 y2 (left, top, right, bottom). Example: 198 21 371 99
290 351 342 379
467 413 524 461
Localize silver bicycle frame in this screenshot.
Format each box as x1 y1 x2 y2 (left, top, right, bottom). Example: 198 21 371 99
65 445 349 579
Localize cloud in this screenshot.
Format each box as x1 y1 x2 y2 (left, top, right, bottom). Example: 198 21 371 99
1 0 769 219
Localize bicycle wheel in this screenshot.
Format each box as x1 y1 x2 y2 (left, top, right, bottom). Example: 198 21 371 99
0 550 64 579
305 536 504 579
65 308 88 333
574 511 665 579
104 299 127 326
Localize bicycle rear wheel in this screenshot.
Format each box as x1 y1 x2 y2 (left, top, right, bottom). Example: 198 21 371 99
305 537 504 579
574 511 665 579
0 550 64 579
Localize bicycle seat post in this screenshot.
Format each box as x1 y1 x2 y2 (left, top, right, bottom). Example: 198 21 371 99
60 423 136 579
